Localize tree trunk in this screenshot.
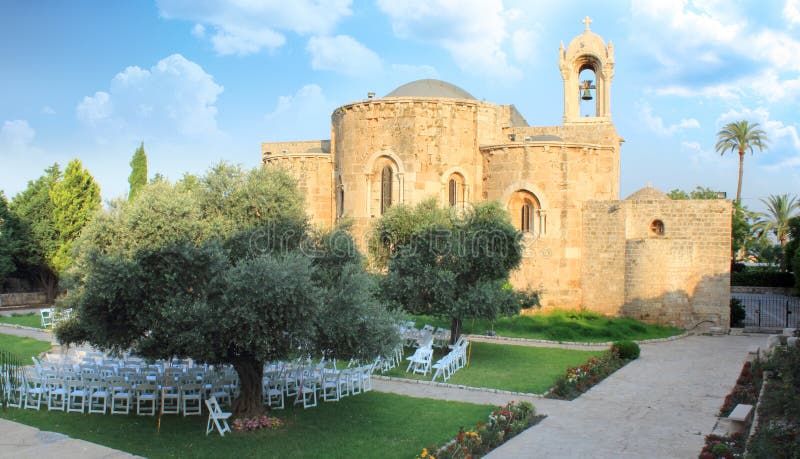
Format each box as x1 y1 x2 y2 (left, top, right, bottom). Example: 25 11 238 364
231 357 265 418
736 149 744 204
40 269 57 303
450 316 462 345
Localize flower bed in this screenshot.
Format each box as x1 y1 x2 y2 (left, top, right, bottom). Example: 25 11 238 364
416 401 544 459
698 433 746 459
546 346 627 400
230 414 284 432
718 360 762 417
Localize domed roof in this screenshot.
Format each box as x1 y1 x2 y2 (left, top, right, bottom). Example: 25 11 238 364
385 79 475 99
625 186 670 201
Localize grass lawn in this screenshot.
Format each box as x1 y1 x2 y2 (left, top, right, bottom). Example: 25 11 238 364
0 333 51 361
385 342 605 394
411 310 682 342
0 313 43 329
0 392 492 459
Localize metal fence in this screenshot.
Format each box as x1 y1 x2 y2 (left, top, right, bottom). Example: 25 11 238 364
732 294 800 328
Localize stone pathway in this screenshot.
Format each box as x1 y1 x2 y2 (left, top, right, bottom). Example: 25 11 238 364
488 334 762 458
0 418 139 459
374 334 763 459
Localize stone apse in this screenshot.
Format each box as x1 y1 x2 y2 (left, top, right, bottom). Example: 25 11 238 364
261 21 731 331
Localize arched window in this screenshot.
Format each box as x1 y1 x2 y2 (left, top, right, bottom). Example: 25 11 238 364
521 199 534 233
448 179 457 207
508 190 542 235
381 166 393 214
650 219 665 236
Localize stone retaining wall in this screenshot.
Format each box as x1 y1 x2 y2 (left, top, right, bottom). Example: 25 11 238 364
731 286 796 296
0 292 47 307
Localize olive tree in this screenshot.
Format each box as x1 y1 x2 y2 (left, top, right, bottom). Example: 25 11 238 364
380 202 539 343
57 164 399 417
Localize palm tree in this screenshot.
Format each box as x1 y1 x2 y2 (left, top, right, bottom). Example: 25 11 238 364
752 194 800 246
715 120 769 203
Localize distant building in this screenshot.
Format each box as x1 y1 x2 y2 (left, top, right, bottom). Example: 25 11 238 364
262 20 732 330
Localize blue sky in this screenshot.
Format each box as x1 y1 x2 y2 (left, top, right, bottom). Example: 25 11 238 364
1 1 798 212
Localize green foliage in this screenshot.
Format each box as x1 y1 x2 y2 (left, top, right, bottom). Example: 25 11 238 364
10 164 62 298
666 186 722 200
611 340 640 360
57 163 399 416
368 198 450 269
128 142 148 201
747 345 800 458
732 202 757 261
729 298 746 328
752 194 800 247
49 159 101 275
0 191 22 283
785 216 800 273
380 201 537 341
715 120 769 203
730 270 795 287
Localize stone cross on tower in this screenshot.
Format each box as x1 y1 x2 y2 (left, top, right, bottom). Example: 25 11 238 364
582 16 592 31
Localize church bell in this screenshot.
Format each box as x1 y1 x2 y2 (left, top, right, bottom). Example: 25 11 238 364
581 88 593 101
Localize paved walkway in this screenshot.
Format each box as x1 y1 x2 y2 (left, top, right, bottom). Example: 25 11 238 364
0 418 138 459
374 334 764 459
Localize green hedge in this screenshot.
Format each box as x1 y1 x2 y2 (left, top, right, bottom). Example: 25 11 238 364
731 271 795 287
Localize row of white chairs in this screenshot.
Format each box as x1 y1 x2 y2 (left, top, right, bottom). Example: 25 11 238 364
39 308 73 328
431 337 469 382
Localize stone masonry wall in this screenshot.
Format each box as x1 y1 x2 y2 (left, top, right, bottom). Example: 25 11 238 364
582 197 732 330
261 150 334 230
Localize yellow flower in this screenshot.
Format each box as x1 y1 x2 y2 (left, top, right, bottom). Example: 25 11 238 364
420 448 428 458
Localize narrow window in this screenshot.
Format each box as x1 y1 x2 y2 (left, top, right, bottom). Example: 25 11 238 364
381 166 393 214
650 219 665 236
448 179 457 207
521 200 534 233
336 187 344 218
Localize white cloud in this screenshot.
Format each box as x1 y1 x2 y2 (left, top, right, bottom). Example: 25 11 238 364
76 91 112 125
76 54 224 138
0 120 36 153
681 140 717 165
264 84 335 141
631 0 800 100
157 0 353 56
717 107 800 150
40 106 56 115
747 70 800 103
306 35 382 76
639 103 701 136
786 0 800 28
511 27 538 62
376 0 521 80
191 23 205 38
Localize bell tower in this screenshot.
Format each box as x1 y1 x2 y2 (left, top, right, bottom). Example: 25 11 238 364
560 17 614 124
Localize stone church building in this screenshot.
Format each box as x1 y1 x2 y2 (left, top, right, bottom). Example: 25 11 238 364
262 22 732 331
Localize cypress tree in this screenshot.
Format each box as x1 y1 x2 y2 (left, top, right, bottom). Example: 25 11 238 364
128 142 148 201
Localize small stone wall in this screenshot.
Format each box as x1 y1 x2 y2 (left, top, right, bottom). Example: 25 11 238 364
731 286 797 296
0 292 47 307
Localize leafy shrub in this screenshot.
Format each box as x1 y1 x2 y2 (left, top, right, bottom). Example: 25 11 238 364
611 340 640 360
730 298 746 328
730 270 795 287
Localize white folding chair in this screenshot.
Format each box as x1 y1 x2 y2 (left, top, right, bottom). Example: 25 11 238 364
39 308 53 328
87 379 109 414
47 377 67 411
136 382 157 416
205 396 232 436
110 379 132 415
66 379 87 413
181 383 203 416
